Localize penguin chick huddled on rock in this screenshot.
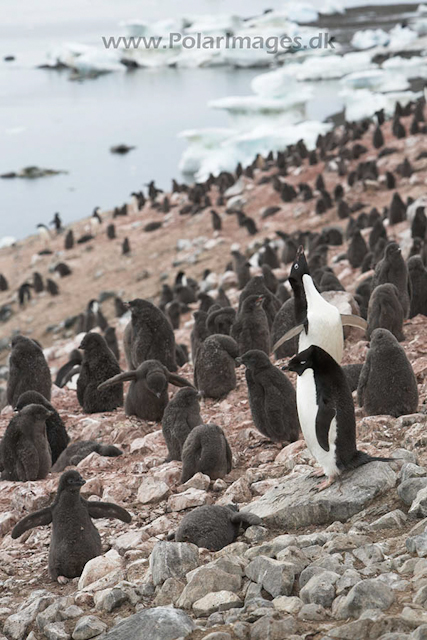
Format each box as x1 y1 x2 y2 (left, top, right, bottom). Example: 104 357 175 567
7 335 52 407
237 350 299 443
174 504 262 551
181 423 232 484
0 404 52 481
273 247 367 363
194 335 239 398
286 345 393 491
232 295 270 356
98 360 193 421
52 441 122 472
124 299 177 372
367 283 405 342
77 333 123 413
371 242 411 319
162 388 202 461
11 470 131 583
15 391 69 465
358 328 418 418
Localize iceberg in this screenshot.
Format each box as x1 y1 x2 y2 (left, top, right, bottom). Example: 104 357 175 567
340 88 422 121
320 0 345 15
209 90 313 115
0 236 16 249
178 120 331 182
351 29 390 50
340 69 409 92
283 2 319 24
388 24 418 49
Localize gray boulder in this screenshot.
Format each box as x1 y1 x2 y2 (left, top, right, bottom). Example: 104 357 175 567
100 607 195 640
243 463 396 528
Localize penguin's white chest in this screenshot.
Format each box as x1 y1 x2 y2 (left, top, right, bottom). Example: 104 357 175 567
300 275 343 364
296 369 339 477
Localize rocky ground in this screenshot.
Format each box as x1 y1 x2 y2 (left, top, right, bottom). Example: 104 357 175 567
0 110 426 640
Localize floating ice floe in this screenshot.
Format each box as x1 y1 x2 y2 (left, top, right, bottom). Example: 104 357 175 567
0 237 16 249
388 24 419 49
351 29 390 50
45 43 125 75
340 88 422 121
252 51 375 91
382 55 427 79
178 120 331 181
209 88 313 116
283 2 319 24
178 128 238 175
340 69 410 92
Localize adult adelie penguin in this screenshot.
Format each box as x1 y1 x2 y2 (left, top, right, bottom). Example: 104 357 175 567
285 345 392 490
273 246 367 363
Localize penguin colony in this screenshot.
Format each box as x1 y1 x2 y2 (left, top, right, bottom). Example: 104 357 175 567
0 96 427 590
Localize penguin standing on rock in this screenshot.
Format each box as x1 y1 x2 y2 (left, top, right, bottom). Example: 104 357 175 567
98 360 193 421
285 345 393 490
237 350 299 443
11 470 131 583
273 247 367 363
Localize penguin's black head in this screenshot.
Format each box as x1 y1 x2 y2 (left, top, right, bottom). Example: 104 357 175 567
146 369 168 398
242 294 264 312
175 387 201 404
284 346 317 376
289 246 310 285
59 470 86 493
237 349 270 370
18 403 53 422
15 390 51 412
79 332 105 351
385 242 401 261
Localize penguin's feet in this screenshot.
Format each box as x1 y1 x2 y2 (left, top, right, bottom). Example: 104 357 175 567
309 468 325 478
57 576 69 585
316 476 337 492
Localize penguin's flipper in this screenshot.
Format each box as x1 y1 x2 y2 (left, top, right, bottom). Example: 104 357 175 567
340 314 367 330
11 507 52 538
167 373 195 389
85 500 132 523
315 399 336 452
272 323 305 352
231 512 262 529
97 371 137 390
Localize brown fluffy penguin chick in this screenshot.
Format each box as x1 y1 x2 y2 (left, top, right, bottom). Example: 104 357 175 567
77 333 123 413
98 360 194 421
14 391 69 465
194 335 239 399
123 298 177 372
7 335 52 407
367 283 405 342
162 388 202 461
0 404 52 481
52 440 122 472
181 423 232 483
358 328 418 418
175 504 262 551
232 295 270 356
371 242 411 318
237 350 299 443
11 470 131 583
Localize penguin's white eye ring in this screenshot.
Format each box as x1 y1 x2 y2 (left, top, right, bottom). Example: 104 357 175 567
294 264 299 270
300 360 306 364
